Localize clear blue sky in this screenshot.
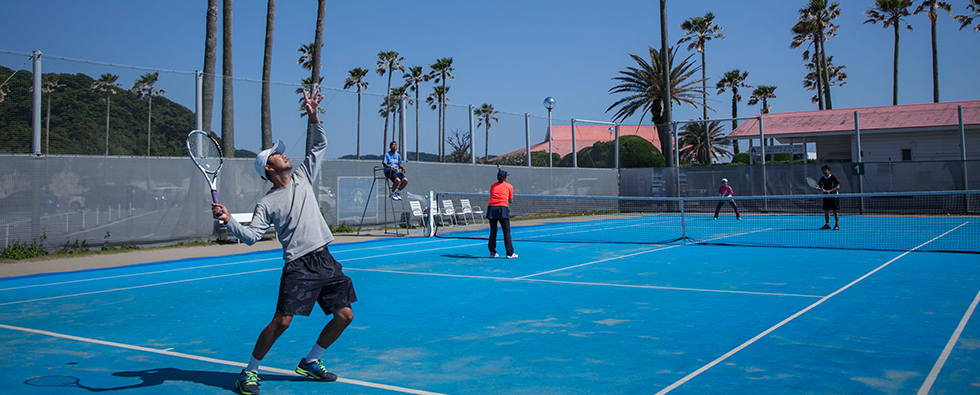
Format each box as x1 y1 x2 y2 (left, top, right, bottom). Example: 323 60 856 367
3 0 979 159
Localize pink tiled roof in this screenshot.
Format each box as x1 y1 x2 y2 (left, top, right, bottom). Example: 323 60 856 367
728 100 980 138
495 125 660 159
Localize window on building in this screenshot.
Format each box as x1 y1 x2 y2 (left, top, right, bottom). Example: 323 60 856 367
901 149 912 161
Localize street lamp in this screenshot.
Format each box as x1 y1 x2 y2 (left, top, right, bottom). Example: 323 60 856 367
543 97 556 167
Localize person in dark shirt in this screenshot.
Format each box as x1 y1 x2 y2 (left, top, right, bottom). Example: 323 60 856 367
817 165 841 230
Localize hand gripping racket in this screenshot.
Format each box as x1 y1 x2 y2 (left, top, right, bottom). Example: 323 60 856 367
805 177 823 192
186 130 224 217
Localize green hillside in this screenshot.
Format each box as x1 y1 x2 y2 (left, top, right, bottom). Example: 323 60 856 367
0 65 195 156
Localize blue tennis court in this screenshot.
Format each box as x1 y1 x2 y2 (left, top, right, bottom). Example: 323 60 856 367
2 224 979 394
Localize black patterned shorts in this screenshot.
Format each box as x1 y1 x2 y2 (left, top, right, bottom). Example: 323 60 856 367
277 247 357 317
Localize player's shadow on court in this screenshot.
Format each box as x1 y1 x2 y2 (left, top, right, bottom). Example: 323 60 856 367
27 369 309 392
441 253 486 259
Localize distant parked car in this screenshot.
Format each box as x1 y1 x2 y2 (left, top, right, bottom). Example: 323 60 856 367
69 185 166 210
0 190 60 214
152 186 186 207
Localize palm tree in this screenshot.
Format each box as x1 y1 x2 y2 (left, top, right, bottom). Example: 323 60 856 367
296 43 317 72
260 0 276 149
428 58 454 161
202 0 218 133
715 69 751 154
221 0 234 158
791 0 841 110
954 0 980 31
40 75 65 155
607 46 705 168
678 12 725 120
804 56 846 105
865 0 913 106
378 86 410 147
344 67 369 159
305 0 325 155
914 0 952 103
131 72 167 156
91 73 121 156
376 51 405 153
679 120 731 164
403 65 426 161
425 85 450 160
474 103 499 161
748 85 777 114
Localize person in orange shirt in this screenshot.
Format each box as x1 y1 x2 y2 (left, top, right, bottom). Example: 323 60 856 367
487 167 516 258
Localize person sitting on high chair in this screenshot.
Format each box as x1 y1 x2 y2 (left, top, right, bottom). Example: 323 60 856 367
382 141 408 200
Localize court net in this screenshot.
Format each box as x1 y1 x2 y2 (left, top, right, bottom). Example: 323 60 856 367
433 191 980 253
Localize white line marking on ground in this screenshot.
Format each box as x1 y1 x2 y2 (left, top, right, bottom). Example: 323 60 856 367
329 238 453 253
653 222 968 395
0 323 446 395
516 228 772 280
345 268 821 298
0 258 280 292
0 268 280 306
917 287 980 395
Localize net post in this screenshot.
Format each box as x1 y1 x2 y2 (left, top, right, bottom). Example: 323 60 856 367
426 191 436 237
525 113 531 167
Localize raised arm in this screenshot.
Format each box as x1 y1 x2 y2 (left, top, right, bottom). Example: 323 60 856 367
300 88 327 180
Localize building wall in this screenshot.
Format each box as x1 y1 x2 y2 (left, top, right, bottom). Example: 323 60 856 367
815 127 980 163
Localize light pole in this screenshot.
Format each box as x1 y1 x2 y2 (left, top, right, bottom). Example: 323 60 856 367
543 97 556 167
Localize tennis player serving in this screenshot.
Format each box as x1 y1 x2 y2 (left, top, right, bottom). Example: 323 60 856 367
212 87 356 395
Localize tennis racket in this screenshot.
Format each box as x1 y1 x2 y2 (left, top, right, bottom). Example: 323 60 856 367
186 130 224 217
805 177 823 192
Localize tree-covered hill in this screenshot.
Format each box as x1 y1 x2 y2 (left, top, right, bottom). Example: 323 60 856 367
0 66 195 156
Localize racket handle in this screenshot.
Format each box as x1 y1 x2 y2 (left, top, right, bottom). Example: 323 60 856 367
211 190 224 219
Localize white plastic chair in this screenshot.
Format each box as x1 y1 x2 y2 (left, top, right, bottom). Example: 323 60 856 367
440 199 457 226
409 200 426 230
460 199 483 224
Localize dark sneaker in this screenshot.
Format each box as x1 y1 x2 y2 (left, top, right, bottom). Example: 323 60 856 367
296 359 338 381
489 253 499 258
236 370 260 395
833 225 840 230
820 224 832 230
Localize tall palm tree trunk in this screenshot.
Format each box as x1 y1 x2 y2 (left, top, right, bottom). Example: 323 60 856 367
221 0 235 158
383 72 392 150
814 40 825 110
203 0 218 133
307 0 325 155
730 93 739 154
819 26 833 109
659 0 673 168
437 99 443 162
485 124 490 160
892 23 900 105
700 51 707 120
261 0 275 149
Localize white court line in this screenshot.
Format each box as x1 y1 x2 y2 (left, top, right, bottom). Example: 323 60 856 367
516 228 773 280
0 323 446 395
0 242 483 306
0 258 280 292
653 222 969 395
0 268 281 306
917 287 980 395
346 268 822 298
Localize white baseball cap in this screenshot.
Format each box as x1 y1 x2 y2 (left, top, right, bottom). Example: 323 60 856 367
721 178 728 182
254 140 286 180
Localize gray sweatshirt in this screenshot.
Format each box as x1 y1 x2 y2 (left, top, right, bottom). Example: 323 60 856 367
224 123 334 263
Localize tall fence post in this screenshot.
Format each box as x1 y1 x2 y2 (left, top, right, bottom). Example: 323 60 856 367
32 51 42 156
960 105 968 190
468 104 475 164
614 123 620 169
195 70 203 130
571 119 578 168
855 111 863 194
525 113 531 167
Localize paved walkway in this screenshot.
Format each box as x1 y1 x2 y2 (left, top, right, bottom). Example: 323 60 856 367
0 234 390 279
